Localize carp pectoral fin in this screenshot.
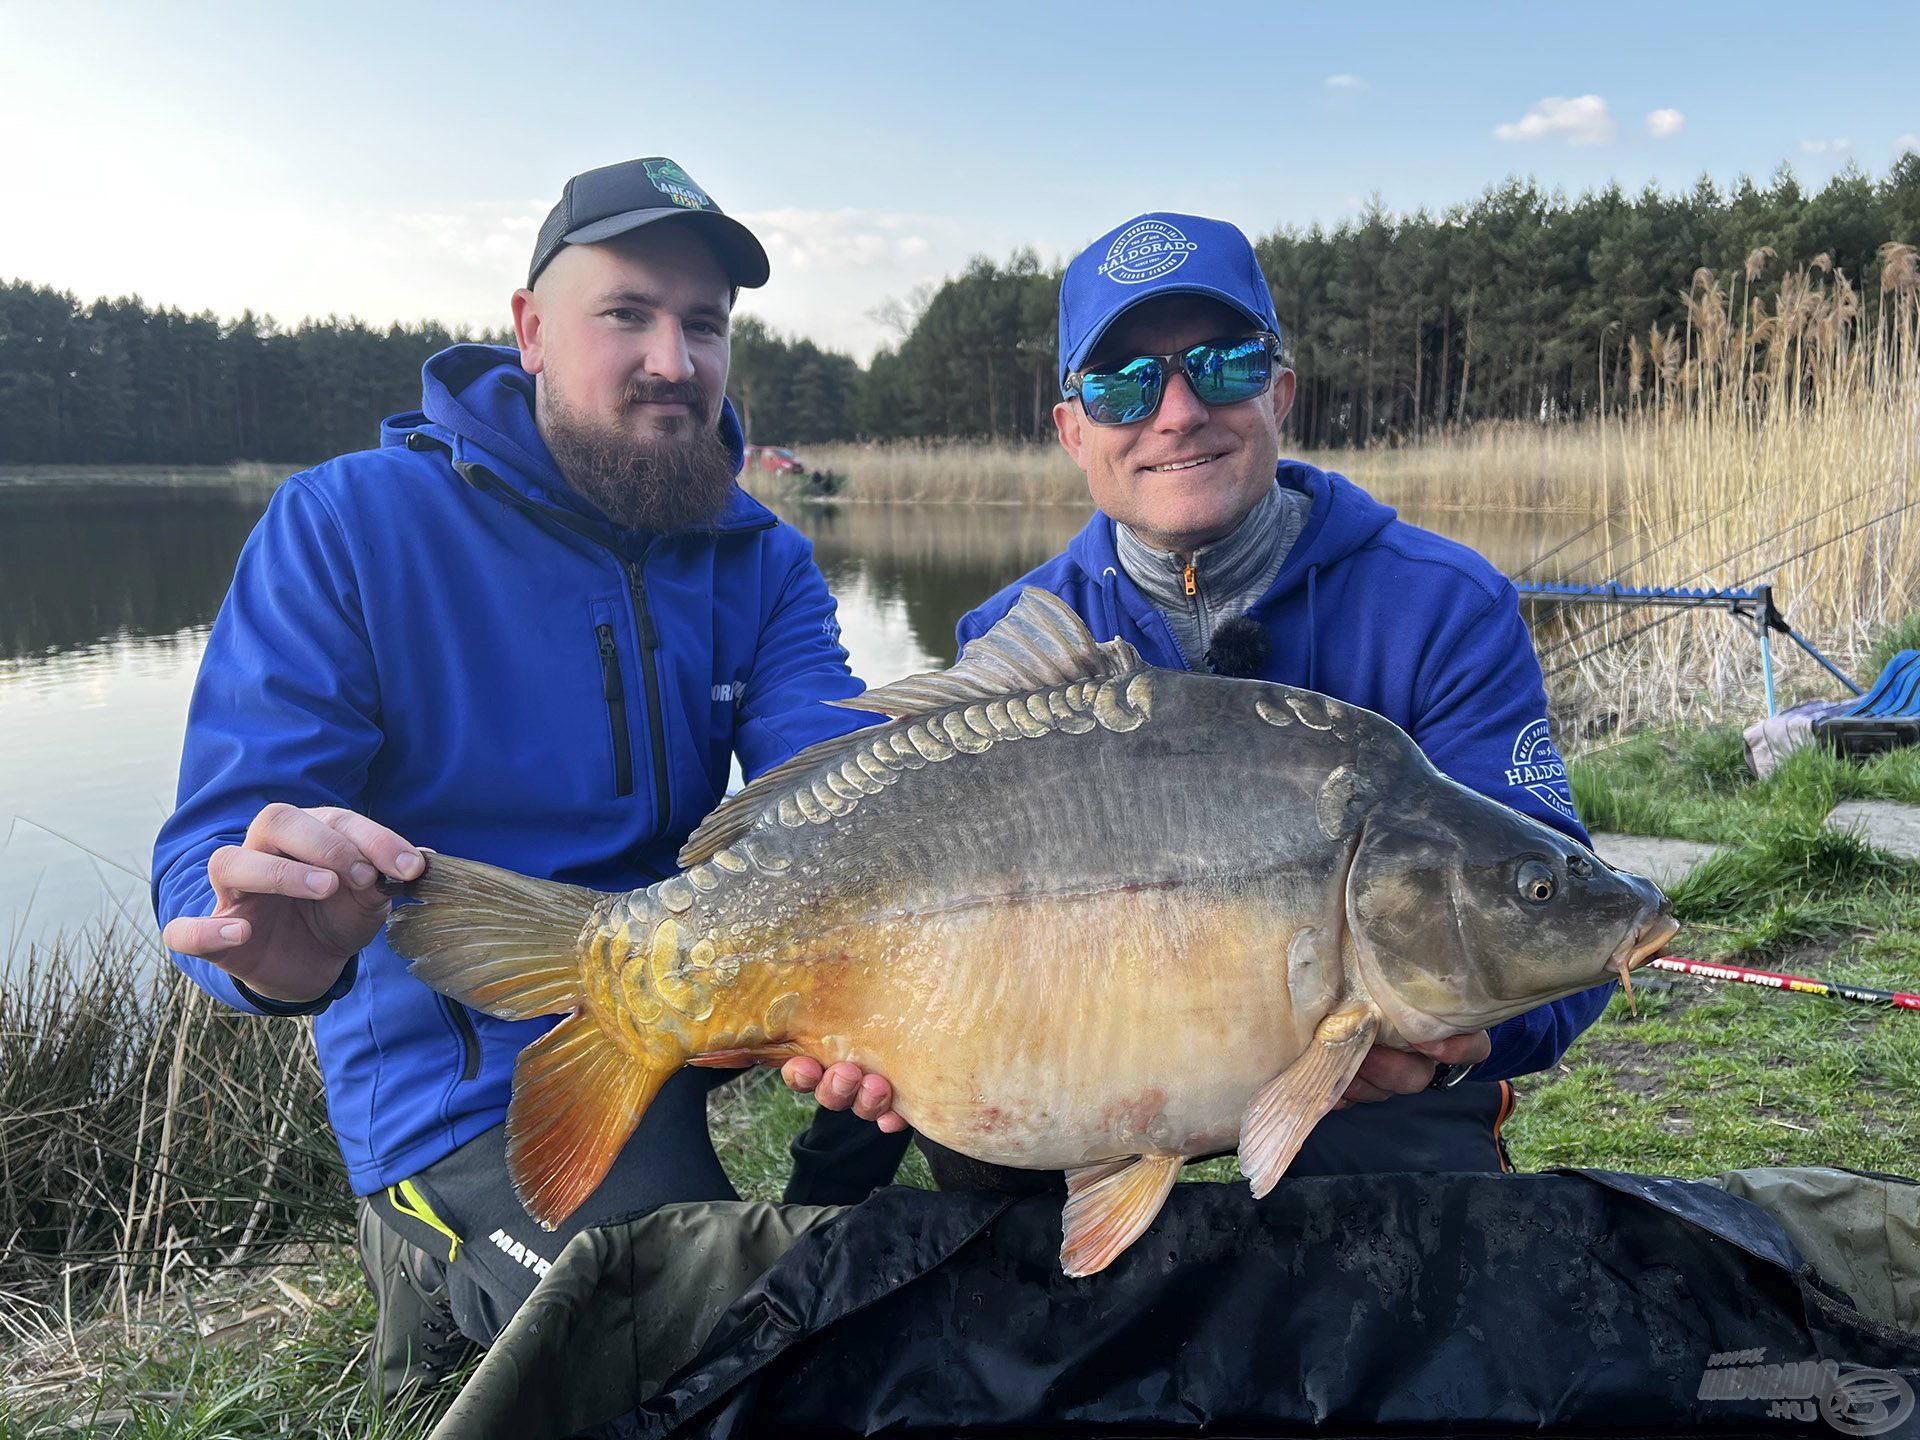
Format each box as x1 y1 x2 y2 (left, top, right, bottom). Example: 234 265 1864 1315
1238 1005 1380 1199
505 1011 680 1230
1059 1152 1183 1278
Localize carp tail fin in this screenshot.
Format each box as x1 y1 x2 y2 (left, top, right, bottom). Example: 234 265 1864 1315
505 1010 681 1229
384 853 682 1228
383 853 598 1020
1238 1005 1380 1199
1059 1152 1183 1278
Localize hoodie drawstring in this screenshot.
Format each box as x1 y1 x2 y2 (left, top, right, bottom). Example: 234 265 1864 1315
1306 565 1321 692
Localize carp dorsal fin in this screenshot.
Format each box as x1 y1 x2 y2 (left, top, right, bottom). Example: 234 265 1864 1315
838 587 1144 719
678 589 1140 869
678 725 881 867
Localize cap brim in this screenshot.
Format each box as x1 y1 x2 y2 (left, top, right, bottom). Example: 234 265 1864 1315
564 207 771 289
1065 284 1274 379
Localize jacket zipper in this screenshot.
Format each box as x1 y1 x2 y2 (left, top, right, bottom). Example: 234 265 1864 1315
596 622 635 797
1185 556 1214 662
623 557 672 830
440 994 481 1082
448 458 762 837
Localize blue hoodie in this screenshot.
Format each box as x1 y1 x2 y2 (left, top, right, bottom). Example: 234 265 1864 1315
957 461 1612 1081
152 344 873 1195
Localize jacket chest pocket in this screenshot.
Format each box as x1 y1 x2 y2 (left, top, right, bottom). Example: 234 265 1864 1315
591 600 634 798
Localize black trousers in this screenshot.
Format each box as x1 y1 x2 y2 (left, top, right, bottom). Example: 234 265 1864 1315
364 1103 910 1350
362 1082 1509 1351
915 1080 1517 1194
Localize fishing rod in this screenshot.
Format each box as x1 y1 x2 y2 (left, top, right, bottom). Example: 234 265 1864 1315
1535 474 1900 663
1523 468 1837 646
1514 503 1629 580
1543 491 1920 683
1649 954 1920 1012
1542 493 1920 677
1542 466 1796 586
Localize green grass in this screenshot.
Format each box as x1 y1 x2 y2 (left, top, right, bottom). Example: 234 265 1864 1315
0 1249 442 1439
1864 606 1920 679
1510 725 1920 1178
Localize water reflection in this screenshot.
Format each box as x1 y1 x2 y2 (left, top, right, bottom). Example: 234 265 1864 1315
0 474 276 659
1 471 1594 955
785 501 1090 666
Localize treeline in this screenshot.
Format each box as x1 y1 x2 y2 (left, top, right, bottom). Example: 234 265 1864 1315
841 159 1920 446
3 159 1917 463
0 282 507 464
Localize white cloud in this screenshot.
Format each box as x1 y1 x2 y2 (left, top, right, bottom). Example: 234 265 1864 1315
1895 134 1919 156
1493 95 1617 146
393 202 548 273
738 207 951 275
729 208 1030 358
1800 137 1850 154
1324 74 1364 89
1645 108 1685 139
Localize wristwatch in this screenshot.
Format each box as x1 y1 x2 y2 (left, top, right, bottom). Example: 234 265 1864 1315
1428 1060 1477 1090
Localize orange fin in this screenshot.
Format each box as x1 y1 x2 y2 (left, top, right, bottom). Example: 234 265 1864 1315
687 1042 802 1069
1059 1152 1182 1278
505 1010 681 1229
1238 1005 1379 1199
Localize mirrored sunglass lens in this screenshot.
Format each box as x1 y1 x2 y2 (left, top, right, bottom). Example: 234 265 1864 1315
1187 338 1271 404
1083 357 1163 424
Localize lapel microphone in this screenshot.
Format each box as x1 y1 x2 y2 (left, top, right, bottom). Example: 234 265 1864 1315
1205 616 1272 678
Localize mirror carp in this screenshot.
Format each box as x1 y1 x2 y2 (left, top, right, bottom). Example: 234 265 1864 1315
385 589 1677 1276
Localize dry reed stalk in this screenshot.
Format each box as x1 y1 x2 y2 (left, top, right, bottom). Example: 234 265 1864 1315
1542 263 1920 730
1 932 349 1319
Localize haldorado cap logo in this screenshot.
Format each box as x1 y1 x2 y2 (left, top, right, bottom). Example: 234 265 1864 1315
1097 219 1199 285
643 159 714 211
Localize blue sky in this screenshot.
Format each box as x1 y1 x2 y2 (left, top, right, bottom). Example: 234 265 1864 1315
3 1 1914 357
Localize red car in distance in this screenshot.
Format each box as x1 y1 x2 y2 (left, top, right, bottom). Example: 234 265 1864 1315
744 445 807 476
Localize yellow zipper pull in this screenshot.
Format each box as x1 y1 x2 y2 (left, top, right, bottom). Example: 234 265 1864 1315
1183 561 1197 597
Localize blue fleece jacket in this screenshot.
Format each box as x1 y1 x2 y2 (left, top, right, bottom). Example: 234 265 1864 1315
152 344 873 1195
957 461 1611 1081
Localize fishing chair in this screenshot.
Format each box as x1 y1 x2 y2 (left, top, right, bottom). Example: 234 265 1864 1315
1817 648 1920 759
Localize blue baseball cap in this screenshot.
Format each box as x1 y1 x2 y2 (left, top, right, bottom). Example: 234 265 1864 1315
1058 212 1282 392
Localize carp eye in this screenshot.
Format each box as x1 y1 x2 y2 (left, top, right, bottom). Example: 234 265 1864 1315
1517 860 1557 905
1567 854 1594 879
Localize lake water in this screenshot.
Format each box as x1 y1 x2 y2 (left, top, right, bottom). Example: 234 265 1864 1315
0 469 1583 964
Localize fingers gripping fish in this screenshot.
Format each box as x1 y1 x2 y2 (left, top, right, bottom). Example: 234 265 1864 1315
384 589 1677 1277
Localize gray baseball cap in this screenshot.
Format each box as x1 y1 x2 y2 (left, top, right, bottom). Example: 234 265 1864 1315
527 157 770 289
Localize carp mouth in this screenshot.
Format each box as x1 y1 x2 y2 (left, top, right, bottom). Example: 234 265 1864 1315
1609 910 1681 1016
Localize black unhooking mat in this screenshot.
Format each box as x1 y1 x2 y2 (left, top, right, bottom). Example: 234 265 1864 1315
594 1171 1919 1440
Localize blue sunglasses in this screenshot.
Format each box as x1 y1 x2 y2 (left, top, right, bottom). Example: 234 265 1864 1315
1064 333 1281 426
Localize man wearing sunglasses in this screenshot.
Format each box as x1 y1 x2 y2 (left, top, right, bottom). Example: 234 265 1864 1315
940 212 1611 1179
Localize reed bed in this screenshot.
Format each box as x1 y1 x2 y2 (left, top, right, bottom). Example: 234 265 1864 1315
0 928 348 1334
1521 249 1920 728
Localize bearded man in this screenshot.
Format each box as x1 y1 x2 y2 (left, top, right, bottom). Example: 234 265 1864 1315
152 158 907 1402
